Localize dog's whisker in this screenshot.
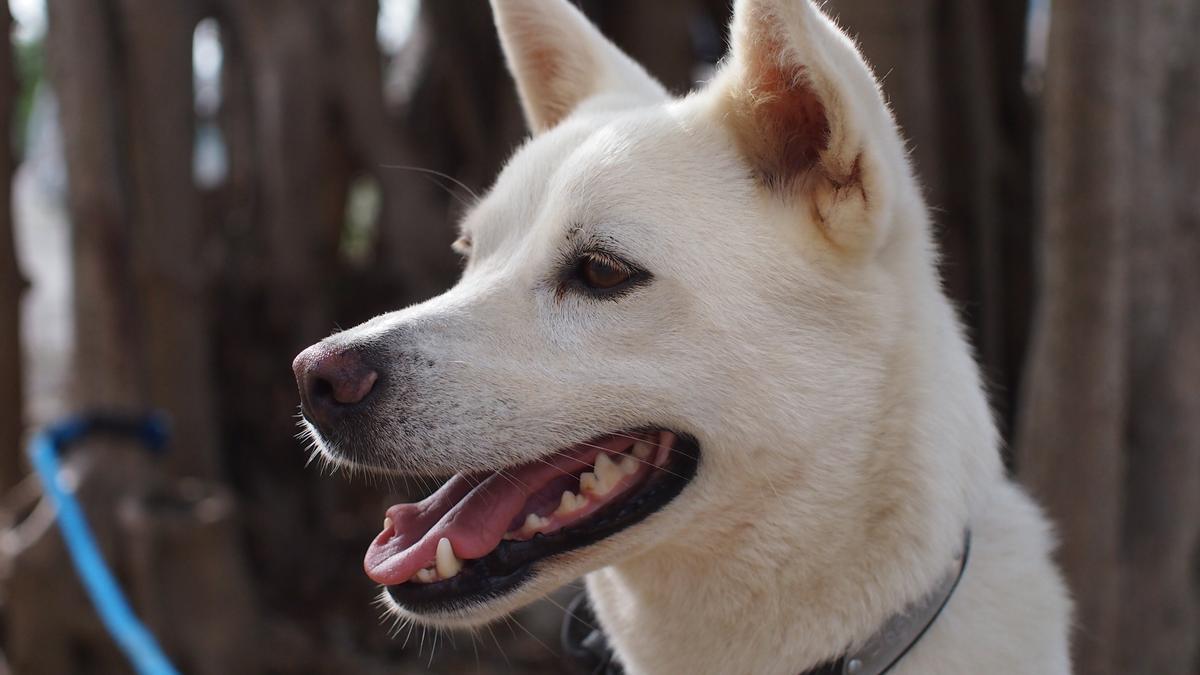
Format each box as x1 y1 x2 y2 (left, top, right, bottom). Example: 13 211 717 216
402 613 419 650
468 627 481 674
539 593 600 633
501 615 519 641
484 623 511 669
530 431 692 483
492 467 531 493
386 611 407 640
506 613 557 660
516 417 697 461
559 438 690 477
380 164 481 208
525 454 588 481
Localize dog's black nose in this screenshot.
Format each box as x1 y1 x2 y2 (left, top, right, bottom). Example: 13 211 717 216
293 345 379 429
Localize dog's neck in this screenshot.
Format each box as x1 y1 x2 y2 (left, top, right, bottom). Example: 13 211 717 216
587 476 973 675
587 526 971 675
587 236 1001 675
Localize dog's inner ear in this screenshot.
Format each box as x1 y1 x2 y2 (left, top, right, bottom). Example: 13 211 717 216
719 1 892 255
490 0 667 133
728 30 832 188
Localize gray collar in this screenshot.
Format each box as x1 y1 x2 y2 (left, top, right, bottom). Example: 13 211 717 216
836 530 971 675
561 530 971 675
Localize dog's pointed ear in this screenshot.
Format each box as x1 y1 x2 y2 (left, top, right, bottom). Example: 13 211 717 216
719 0 897 255
490 0 668 133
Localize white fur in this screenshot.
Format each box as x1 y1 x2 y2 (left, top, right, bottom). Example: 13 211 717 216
312 0 1072 672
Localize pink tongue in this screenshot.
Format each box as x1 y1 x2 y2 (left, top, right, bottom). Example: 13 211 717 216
364 436 631 585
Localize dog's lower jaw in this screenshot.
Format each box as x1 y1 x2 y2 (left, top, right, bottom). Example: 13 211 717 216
584 479 1072 675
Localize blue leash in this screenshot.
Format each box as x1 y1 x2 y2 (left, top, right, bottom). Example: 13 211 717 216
27 413 181 675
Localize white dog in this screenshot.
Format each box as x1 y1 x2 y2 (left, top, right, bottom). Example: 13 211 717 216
292 0 1072 672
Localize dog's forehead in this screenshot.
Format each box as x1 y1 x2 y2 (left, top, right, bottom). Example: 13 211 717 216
467 105 739 254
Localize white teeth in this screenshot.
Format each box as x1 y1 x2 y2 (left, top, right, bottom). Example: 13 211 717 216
594 454 622 490
619 455 639 475
579 471 605 496
581 469 617 497
655 431 675 465
523 513 549 532
558 490 575 512
632 440 653 461
507 512 553 540
383 516 393 533
435 537 463 579
414 568 437 584
555 490 587 516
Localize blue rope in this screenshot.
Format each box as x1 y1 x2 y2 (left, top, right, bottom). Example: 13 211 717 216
28 414 181 675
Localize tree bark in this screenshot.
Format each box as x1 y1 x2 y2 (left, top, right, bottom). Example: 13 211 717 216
6 2 260 672
210 0 377 638
1 4 23 491
376 0 525 310
1116 2 1200 673
1015 1 1133 673
583 0 701 94
10 7 147 673
117 0 223 480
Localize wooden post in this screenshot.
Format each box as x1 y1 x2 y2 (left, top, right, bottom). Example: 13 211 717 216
0 0 24 491
5 1 261 671
1015 0 1133 672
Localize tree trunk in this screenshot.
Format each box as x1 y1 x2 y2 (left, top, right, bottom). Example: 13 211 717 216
117 0 223 481
583 0 701 94
6 2 260 672
375 0 525 311
208 5 389 658
10 7 148 672
1015 1 1133 673
1017 1 1200 672
1 4 23 491
1116 2 1200 672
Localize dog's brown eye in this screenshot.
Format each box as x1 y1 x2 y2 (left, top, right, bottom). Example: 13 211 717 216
579 255 631 290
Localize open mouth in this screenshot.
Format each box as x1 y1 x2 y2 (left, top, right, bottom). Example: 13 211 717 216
365 429 699 613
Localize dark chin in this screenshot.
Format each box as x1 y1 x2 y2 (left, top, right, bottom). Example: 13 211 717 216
385 433 701 616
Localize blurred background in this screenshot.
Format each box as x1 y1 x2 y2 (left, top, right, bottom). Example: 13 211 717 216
0 0 1196 673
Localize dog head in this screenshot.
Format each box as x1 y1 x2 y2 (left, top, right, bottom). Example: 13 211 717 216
294 0 949 628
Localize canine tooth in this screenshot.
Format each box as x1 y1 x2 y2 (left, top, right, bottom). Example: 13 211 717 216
632 441 653 461
435 537 462 579
383 516 393 533
414 568 437 584
619 455 639 475
594 454 622 488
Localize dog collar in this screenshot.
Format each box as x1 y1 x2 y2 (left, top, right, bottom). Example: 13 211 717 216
561 531 971 675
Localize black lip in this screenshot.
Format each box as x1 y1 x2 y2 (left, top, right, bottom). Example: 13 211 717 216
385 432 701 615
